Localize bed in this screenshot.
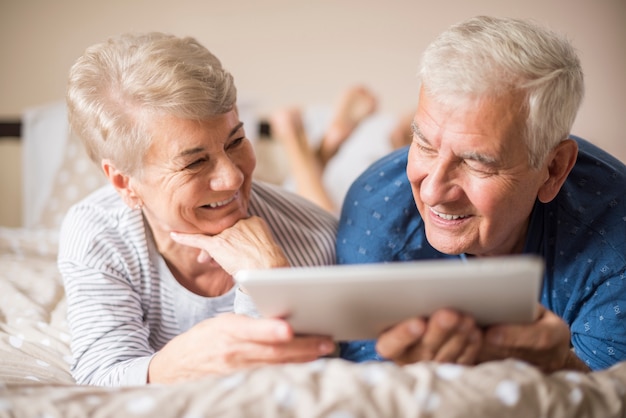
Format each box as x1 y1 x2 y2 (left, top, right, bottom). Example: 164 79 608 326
1 102 625 417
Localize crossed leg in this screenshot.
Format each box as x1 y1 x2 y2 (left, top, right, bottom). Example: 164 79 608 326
269 86 378 213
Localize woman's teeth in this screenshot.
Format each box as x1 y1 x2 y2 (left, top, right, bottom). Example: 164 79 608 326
207 195 236 208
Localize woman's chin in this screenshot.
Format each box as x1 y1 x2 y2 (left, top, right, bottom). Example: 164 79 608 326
196 211 247 235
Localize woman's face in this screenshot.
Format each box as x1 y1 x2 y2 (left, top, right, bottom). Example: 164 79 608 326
131 110 256 237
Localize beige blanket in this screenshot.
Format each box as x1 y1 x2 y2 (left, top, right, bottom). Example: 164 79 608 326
1 227 625 417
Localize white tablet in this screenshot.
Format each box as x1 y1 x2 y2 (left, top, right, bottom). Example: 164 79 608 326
234 256 543 341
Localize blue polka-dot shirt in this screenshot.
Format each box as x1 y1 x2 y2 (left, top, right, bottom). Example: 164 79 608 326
336 136 626 371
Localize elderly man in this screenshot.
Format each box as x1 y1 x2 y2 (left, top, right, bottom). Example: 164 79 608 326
337 15 626 372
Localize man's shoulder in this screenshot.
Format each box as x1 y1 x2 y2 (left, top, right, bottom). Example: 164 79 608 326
571 136 626 180
342 146 412 203
337 147 427 264
353 146 410 184
546 136 626 267
564 136 626 206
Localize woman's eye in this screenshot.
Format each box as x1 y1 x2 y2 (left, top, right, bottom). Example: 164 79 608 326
185 158 206 169
227 137 244 150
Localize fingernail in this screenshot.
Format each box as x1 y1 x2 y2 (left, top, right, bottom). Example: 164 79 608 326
274 324 290 339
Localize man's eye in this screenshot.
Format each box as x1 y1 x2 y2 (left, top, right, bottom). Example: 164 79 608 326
464 160 496 175
414 141 435 155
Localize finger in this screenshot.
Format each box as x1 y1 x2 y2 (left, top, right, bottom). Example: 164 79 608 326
483 310 571 370
247 336 336 364
456 329 482 365
375 317 426 360
170 231 212 251
431 314 479 363
484 304 548 349
485 310 564 352
212 313 294 343
419 309 464 360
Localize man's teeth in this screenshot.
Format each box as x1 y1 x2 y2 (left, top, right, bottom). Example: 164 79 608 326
432 209 467 220
207 195 235 208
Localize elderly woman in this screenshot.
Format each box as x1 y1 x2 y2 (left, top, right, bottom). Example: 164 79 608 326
59 32 337 386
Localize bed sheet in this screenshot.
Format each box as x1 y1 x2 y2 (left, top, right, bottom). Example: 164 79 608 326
1 227 626 417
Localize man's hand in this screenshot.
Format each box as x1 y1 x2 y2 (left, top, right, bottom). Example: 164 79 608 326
375 309 482 365
148 313 335 383
478 305 590 372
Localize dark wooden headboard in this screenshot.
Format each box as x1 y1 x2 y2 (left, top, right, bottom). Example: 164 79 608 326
0 120 21 139
0 120 271 141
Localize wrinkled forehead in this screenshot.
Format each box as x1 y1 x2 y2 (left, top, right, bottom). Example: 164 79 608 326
418 82 526 112
415 86 529 155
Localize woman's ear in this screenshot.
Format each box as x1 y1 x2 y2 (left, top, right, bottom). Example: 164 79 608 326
102 159 143 209
537 138 578 203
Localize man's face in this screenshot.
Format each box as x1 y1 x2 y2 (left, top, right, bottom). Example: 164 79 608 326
406 88 550 256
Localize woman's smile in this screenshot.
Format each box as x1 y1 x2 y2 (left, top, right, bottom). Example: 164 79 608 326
201 192 239 209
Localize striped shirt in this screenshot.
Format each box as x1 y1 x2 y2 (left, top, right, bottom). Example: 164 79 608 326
58 181 337 386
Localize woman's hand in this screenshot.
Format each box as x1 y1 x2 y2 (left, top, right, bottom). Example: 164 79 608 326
478 305 590 372
171 216 290 275
148 313 335 383
375 308 482 366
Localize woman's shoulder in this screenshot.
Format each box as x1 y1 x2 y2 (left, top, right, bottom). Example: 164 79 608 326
250 181 338 225
249 180 338 266
58 184 147 259
62 185 128 230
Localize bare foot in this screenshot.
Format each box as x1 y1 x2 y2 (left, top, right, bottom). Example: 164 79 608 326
269 108 309 155
318 86 378 165
389 111 415 149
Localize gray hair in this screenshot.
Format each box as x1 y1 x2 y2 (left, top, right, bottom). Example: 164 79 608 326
419 16 584 168
67 32 237 175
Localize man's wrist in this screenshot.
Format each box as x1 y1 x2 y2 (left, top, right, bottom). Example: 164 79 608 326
563 349 591 372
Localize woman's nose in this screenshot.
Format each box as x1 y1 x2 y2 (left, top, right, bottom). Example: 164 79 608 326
209 156 244 190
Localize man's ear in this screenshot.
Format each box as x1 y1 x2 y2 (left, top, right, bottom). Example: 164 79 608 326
537 138 578 203
102 159 143 209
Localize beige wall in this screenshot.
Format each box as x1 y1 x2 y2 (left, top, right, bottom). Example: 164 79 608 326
1 0 624 226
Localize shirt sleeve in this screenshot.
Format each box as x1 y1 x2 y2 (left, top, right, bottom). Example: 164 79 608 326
567 269 626 371
59 260 156 386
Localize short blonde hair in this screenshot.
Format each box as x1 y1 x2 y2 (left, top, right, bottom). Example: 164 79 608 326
67 32 237 175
